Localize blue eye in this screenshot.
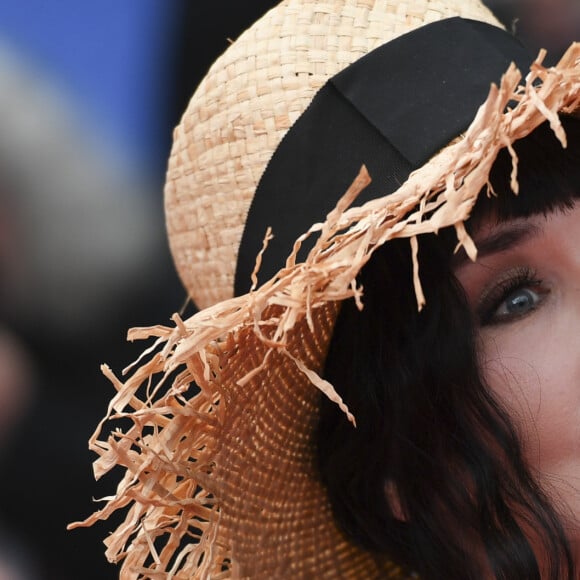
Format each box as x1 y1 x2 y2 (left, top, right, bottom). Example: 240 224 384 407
477 268 550 327
494 288 541 318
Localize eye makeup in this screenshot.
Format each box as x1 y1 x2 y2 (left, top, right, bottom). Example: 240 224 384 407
475 266 550 327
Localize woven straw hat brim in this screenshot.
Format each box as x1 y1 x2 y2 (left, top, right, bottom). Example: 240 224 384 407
70 43 580 578
165 0 501 311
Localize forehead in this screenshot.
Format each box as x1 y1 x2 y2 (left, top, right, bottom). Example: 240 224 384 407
455 205 580 277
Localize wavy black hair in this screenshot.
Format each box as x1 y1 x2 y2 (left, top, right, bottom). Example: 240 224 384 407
317 116 580 579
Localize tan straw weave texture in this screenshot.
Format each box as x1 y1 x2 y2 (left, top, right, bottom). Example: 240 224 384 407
165 0 500 310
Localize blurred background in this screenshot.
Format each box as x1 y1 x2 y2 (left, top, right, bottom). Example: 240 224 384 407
0 1 576 579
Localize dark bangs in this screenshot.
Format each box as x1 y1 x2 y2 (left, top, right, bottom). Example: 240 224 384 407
469 114 580 229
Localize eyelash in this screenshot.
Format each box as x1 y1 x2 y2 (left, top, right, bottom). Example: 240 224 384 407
476 266 550 327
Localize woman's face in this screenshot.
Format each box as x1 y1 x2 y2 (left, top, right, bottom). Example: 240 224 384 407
454 202 580 540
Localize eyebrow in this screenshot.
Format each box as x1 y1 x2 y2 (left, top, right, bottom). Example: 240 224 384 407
452 221 543 268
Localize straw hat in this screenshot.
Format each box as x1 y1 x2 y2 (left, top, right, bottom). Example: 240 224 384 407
71 1 580 578
165 0 501 311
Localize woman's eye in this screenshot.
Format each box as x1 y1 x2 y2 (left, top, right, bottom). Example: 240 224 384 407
477 270 550 327
493 288 542 320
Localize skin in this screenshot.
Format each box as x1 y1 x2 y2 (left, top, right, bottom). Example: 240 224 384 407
454 203 580 550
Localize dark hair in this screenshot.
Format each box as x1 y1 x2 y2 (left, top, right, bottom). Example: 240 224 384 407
317 116 580 579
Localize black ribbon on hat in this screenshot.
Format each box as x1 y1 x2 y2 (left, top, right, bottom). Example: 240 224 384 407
234 17 533 296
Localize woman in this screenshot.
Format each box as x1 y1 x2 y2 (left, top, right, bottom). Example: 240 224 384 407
319 117 580 578
71 0 580 578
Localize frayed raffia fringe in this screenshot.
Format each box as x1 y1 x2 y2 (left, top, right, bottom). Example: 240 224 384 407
69 45 580 579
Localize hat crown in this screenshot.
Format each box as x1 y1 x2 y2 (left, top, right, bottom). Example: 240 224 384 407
165 0 501 310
